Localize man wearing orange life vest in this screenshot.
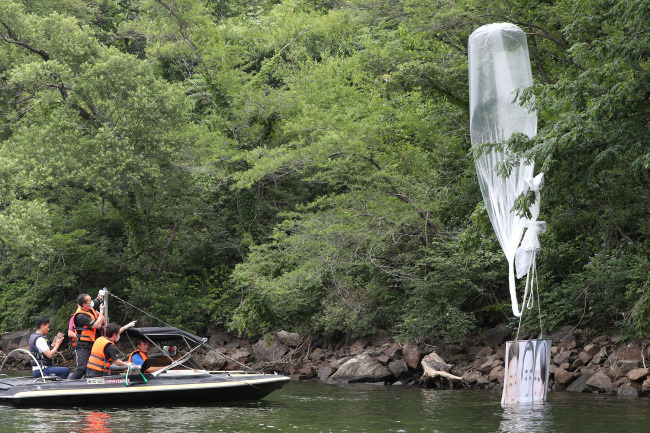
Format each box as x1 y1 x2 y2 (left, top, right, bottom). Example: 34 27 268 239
69 292 105 380
127 339 165 373
86 323 132 377
70 291 136 379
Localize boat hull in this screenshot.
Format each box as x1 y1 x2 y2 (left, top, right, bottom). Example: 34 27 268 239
0 372 290 408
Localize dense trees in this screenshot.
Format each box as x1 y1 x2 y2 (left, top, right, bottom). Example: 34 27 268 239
1 0 648 339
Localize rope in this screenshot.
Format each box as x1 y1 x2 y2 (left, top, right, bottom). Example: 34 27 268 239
106 292 256 372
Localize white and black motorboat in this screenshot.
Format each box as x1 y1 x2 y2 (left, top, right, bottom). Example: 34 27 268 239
0 326 290 408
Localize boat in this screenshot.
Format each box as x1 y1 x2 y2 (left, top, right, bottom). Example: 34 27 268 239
0 326 290 408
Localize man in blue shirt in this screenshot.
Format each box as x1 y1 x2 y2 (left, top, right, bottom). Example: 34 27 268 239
127 339 165 373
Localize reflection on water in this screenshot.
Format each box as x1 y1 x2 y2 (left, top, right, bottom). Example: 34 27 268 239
499 402 552 432
2 382 650 432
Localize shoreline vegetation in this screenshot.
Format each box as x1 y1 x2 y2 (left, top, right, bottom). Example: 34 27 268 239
2 325 649 398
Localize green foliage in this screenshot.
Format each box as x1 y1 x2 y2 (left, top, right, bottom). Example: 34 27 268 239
1 0 648 341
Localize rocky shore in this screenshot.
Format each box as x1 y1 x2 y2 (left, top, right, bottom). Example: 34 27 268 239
2 325 649 397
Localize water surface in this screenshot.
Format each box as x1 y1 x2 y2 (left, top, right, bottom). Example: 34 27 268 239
1 380 649 432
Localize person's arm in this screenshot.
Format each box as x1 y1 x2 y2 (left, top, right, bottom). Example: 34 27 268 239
90 303 105 330
36 335 62 359
118 321 137 335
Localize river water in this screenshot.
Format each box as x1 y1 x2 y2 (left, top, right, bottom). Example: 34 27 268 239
1 381 650 432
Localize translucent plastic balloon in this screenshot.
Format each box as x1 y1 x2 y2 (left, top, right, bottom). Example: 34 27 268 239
468 23 543 317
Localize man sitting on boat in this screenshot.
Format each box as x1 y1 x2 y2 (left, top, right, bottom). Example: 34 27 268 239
29 316 70 379
86 323 137 377
127 339 165 373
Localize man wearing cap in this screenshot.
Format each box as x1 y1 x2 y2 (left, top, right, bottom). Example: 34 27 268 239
127 338 165 373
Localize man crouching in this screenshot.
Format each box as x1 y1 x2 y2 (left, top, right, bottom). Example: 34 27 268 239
86 323 134 377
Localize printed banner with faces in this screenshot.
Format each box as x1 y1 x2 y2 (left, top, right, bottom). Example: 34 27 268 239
501 339 551 404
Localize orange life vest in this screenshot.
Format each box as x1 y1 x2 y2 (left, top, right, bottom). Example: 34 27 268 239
87 337 115 374
73 307 99 343
127 350 149 363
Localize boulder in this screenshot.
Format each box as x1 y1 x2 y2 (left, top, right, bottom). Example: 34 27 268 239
641 377 650 394
317 365 335 381
566 371 595 393
402 343 425 370
327 354 392 383
617 383 639 397
586 370 611 392
578 351 592 365
421 351 451 373
388 359 410 381
611 361 642 380
553 350 571 366
481 324 510 348
350 339 369 354
554 367 577 385
297 365 316 380
615 345 643 362
583 343 601 357
202 351 228 370
251 340 289 363
309 347 325 362
275 331 302 348
462 370 490 386
206 331 233 349
488 365 504 382
591 348 607 365
0 329 32 352
626 368 649 382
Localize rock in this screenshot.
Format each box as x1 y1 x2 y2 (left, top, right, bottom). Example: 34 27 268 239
421 351 451 373
641 377 650 394
207 331 233 349
202 351 228 370
230 348 252 362
251 340 289 363
583 343 601 357
566 371 595 393
309 347 325 362
382 344 402 359
578 351 592 365
327 354 392 383
626 368 649 382
617 383 639 397
475 346 493 360
488 365 504 382
586 370 611 392
317 365 335 381
0 329 32 352
591 348 607 365
402 343 425 370
297 365 316 380
611 361 642 380
275 331 302 348
615 345 643 362
388 359 410 381
376 354 390 365
462 370 490 386
350 339 369 354
554 367 577 385
481 324 510 348
571 359 584 369
553 350 571 366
